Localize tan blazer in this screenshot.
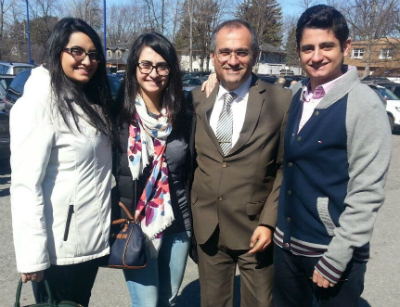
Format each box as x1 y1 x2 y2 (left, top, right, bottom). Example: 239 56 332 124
189 75 291 250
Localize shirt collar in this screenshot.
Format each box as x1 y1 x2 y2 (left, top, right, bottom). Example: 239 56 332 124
216 75 252 102
302 65 355 101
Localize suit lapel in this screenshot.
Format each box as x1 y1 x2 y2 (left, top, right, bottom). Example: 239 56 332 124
228 76 265 155
200 86 225 156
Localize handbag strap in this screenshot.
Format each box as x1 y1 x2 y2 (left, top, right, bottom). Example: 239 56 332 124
118 201 135 220
15 278 55 307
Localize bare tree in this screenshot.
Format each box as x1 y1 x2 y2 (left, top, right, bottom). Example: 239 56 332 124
107 3 145 46
65 0 102 30
343 0 398 77
0 0 16 60
175 0 223 72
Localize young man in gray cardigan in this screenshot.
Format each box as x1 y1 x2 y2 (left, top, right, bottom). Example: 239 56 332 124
273 5 392 307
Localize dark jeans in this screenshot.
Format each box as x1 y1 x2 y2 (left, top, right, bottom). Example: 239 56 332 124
32 257 105 307
273 245 366 307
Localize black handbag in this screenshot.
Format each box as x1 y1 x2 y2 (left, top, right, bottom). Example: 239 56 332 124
105 201 147 269
14 278 82 307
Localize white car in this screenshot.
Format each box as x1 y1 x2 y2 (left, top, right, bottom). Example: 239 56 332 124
369 84 400 133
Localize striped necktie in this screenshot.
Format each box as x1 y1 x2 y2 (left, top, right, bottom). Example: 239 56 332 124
216 92 237 155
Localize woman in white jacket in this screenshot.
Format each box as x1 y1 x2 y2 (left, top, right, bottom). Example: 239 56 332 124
10 18 115 307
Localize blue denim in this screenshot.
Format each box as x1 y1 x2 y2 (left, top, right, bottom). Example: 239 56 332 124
124 231 191 307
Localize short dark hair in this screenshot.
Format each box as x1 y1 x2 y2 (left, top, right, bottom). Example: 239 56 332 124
45 17 115 142
118 32 184 127
296 5 349 50
210 19 259 56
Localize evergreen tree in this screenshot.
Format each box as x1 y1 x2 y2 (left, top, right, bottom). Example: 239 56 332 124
285 27 298 67
236 0 283 47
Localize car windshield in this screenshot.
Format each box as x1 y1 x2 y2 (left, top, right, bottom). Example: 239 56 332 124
9 71 31 94
377 87 399 100
0 78 13 89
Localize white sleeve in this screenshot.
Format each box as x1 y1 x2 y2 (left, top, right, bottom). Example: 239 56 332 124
10 72 55 273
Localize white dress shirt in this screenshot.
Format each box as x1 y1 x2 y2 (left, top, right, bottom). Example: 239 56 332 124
209 76 252 147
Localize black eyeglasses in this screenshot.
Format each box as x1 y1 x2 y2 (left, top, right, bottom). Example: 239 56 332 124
63 47 100 63
137 62 170 76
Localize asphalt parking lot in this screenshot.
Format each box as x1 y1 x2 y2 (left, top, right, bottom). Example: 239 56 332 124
1 134 399 307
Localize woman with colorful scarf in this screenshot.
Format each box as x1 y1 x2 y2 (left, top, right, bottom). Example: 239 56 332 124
112 33 195 307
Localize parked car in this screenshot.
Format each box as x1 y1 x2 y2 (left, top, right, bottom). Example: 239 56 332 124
0 61 36 75
0 75 15 111
182 72 210 80
0 111 10 160
368 84 400 133
378 83 400 98
5 69 122 115
182 77 203 91
4 69 32 114
258 75 278 84
362 76 391 83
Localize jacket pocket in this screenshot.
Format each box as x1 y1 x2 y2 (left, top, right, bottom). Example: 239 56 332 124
63 205 74 241
317 197 336 236
246 201 265 216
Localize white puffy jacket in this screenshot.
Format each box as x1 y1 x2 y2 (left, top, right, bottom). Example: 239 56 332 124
10 66 112 273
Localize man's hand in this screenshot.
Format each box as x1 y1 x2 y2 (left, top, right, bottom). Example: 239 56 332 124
201 73 218 98
21 271 44 283
248 226 272 254
312 269 334 288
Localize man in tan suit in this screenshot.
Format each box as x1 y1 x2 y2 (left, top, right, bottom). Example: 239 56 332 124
188 20 291 307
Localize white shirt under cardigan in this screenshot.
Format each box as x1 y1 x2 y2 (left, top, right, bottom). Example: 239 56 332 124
209 76 252 147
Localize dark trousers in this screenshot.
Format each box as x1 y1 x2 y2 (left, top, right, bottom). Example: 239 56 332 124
197 227 274 307
273 245 366 307
32 257 104 307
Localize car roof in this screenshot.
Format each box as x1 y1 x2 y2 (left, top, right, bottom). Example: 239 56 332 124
0 61 35 67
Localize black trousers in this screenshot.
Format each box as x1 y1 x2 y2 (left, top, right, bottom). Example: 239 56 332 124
32 257 105 307
273 245 366 307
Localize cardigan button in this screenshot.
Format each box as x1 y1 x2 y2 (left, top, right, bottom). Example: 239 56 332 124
288 162 293 167
285 243 290 248
218 197 223 201
287 217 291 222
297 136 302 142
222 162 227 168
314 111 320 116
287 190 292 195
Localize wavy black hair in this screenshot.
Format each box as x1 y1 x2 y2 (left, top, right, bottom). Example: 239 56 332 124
117 32 185 128
296 5 350 51
44 17 115 141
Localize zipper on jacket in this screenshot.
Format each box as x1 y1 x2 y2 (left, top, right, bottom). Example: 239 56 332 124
63 205 74 241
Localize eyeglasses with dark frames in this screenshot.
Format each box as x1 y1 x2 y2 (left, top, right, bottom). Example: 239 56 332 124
137 62 170 76
63 47 100 63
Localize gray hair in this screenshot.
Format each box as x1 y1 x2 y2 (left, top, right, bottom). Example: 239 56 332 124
210 20 260 56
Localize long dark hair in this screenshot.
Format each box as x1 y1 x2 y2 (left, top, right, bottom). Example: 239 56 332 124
118 32 185 128
44 17 115 141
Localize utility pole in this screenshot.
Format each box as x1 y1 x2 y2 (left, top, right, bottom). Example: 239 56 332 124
25 0 33 64
103 0 107 56
189 0 194 72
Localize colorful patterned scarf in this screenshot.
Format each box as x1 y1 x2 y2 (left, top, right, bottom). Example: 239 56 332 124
127 95 174 257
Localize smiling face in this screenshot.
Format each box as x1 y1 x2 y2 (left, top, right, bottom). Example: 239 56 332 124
136 46 169 101
298 28 351 90
211 26 257 91
61 32 98 85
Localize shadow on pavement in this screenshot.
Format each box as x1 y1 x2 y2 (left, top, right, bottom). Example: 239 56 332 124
360 298 372 307
177 276 241 307
177 277 371 307
0 158 11 197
